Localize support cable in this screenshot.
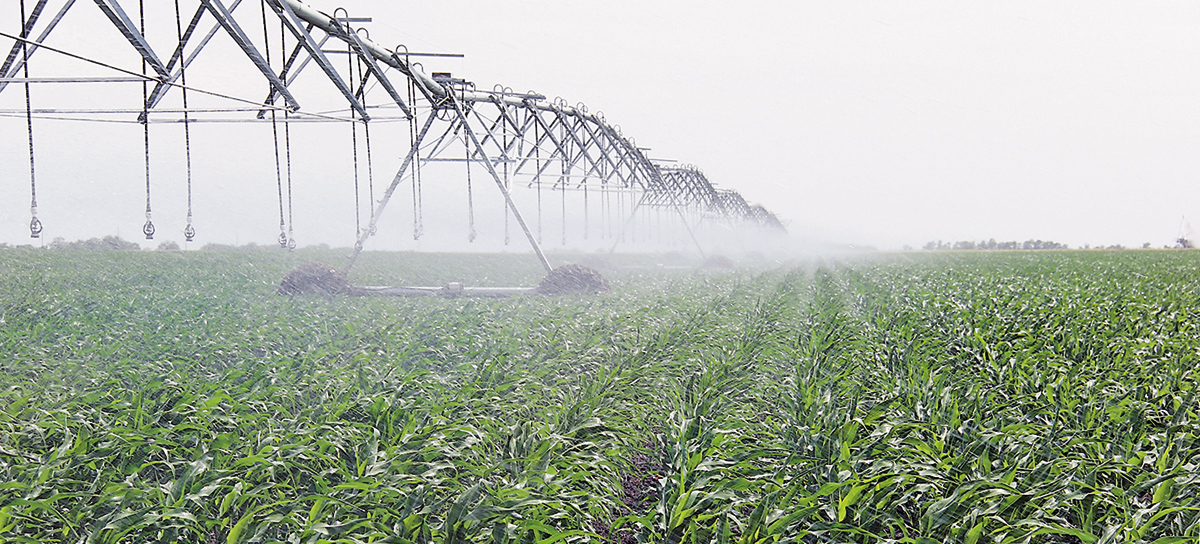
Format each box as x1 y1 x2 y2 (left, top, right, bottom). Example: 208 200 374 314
139 0 154 240
0 30 337 121
20 0 41 239
175 0 195 243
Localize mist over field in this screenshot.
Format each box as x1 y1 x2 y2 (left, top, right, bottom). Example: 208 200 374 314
3 248 1200 541
2 1 1198 250
3 2 1200 542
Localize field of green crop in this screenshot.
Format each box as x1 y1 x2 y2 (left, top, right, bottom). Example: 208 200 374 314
1 249 1197 543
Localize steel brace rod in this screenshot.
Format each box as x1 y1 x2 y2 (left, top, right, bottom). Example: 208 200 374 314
266 0 362 118
343 25 409 117
143 0 243 111
198 0 299 111
449 92 552 273
92 0 169 78
0 0 49 87
0 0 74 96
256 27 330 117
142 4 204 114
342 112 437 273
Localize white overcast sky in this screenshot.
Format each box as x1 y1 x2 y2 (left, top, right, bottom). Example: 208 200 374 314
1 1 1197 250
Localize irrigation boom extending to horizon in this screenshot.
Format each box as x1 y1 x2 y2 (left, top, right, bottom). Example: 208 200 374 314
1 0 785 272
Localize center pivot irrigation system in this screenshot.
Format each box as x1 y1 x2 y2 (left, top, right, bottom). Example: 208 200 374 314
2 0 785 282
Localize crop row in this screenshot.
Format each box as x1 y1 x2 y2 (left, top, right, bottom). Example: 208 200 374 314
0 249 1196 543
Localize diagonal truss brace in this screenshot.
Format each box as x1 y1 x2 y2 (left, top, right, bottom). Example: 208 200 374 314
142 3 205 114
92 0 169 78
266 0 363 118
0 0 74 96
255 25 330 118
0 0 50 90
143 0 247 112
199 0 299 111
343 25 409 118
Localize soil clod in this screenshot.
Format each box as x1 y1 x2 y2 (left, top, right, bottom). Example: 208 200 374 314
278 263 348 296
535 264 610 296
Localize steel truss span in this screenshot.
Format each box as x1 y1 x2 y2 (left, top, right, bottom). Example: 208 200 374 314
1 0 785 272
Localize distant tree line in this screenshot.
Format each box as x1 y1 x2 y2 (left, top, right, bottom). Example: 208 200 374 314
48 235 141 250
0 235 144 250
198 242 333 251
0 236 338 251
923 239 1069 251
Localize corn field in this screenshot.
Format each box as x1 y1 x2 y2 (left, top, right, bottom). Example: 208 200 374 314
1 249 1197 543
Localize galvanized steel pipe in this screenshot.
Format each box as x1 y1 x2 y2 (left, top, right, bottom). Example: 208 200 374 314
278 0 598 116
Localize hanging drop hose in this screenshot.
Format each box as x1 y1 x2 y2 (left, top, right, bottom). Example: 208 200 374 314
561 124 567 246
348 37 361 239
364 118 376 236
501 95 510 245
19 0 41 239
535 119 542 244
176 0 195 243
272 110 287 248
463 119 476 242
284 110 295 249
408 69 423 240
272 111 286 247
281 18 295 249
263 0 286 248
139 0 154 240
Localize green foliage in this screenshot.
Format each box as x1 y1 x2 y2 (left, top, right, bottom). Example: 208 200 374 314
46 235 142 251
0 249 1197 543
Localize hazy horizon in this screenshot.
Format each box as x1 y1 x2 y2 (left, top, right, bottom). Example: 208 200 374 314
2 1 1197 252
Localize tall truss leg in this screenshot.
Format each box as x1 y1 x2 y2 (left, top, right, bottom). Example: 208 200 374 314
342 112 437 273
449 94 552 273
